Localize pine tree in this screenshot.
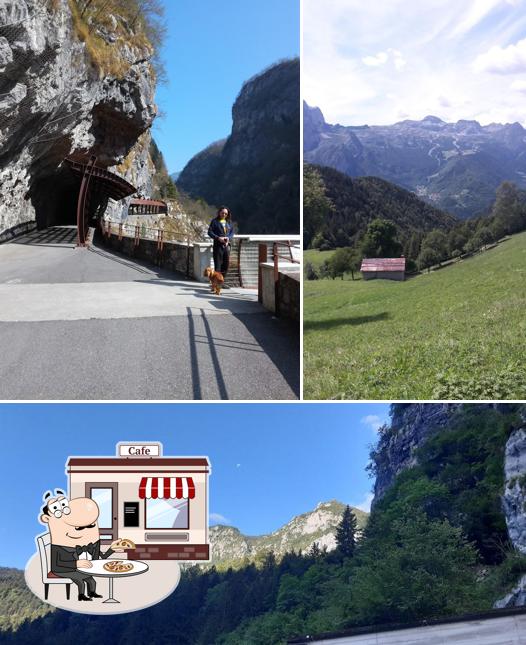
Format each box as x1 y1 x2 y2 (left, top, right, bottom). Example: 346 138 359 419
335 505 358 558
307 541 321 559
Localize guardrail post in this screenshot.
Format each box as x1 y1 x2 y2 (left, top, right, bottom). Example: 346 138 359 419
258 243 267 304
118 223 123 241
273 242 280 316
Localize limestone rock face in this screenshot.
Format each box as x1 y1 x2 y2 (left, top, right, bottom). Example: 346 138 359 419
372 403 465 501
370 404 526 608
0 0 156 240
503 419 526 554
495 574 526 608
178 58 299 234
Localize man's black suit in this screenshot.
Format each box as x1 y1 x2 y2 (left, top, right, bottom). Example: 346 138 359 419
51 541 114 597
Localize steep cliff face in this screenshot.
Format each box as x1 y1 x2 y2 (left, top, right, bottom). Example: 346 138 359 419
372 403 464 500
502 415 526 554
372 404 526 607
0 0 156 240
497 417 526 608
177 58 299 234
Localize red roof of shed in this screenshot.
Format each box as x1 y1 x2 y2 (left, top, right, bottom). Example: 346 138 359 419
361 258 406 272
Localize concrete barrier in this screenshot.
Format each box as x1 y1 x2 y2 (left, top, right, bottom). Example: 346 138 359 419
260 261 300 321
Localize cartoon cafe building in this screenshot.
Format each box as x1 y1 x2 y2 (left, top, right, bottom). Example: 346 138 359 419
67 442 210 561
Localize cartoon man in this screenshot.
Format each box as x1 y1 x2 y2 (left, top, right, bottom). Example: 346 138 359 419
39 490 123 601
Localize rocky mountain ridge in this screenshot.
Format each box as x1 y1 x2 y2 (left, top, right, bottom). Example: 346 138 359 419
306 163 457 249
304 102 526 218
209 500 368 567
178 59 300 234
0 0 157 241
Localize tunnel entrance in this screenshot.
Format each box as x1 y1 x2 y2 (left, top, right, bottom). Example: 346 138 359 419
30 155 137 246
31 165 80 230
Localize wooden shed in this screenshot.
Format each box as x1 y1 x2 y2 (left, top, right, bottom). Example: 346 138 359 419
360 257 406 281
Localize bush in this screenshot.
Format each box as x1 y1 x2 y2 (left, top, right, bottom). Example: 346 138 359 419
305 262 319 280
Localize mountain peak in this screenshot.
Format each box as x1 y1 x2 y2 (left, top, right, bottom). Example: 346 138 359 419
209 500 368 568
303 101 326 126
422 115 445 123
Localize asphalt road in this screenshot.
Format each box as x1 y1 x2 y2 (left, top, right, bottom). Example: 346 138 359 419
0 227 299 400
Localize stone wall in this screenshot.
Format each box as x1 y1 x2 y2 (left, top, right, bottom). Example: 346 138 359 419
279 272 300 321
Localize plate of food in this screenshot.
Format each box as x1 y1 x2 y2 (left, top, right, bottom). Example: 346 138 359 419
103 560 134 573
110 538 136 550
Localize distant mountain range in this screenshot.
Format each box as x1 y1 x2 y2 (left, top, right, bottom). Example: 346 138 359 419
210 500 368 568
0 500 365 631
304 102 526 219
177 59 300 234
306 164 456 249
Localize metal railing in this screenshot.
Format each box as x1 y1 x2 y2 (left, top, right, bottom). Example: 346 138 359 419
100 219 198 275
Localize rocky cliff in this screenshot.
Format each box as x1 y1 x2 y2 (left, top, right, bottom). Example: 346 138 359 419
371 403 526 607
372 403 465 500
209 500 368 568
177 58 300 234
0 0 156 241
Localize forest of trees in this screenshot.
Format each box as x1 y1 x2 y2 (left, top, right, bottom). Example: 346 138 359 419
305 164 526 280
3 406 526 644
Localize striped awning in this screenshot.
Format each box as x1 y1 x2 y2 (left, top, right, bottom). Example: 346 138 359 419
139 477 195 499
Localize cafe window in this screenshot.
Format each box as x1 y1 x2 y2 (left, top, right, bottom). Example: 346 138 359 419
145 497 189 529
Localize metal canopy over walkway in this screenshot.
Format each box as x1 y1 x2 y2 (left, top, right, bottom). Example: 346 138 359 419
65 155 136 247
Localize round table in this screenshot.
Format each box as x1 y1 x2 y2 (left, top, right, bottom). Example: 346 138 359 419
77 559 149 604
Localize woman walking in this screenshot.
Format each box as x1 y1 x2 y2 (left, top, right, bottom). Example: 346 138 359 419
208 206 234 277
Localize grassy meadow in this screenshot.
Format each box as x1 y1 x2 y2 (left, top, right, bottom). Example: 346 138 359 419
304 248 336 272
304 232 526 399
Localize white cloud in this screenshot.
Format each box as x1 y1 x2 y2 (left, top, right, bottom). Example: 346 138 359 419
304 0 526 127
209 513 231 524
362 49 406 70
511 78 526 92
473 37 526 74
361 414 385 432
450 0 521 38
353 492 374 512
363 51 389 66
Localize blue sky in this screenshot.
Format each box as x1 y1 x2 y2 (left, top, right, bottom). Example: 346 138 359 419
152 0 299 174
304 0 526 126
0 403 389 569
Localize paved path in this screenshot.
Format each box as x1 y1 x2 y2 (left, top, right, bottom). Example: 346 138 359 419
0 227 299 399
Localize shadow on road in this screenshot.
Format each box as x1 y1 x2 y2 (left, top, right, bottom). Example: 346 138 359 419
186 306 299 399
304 311 389 332
11 226 78 247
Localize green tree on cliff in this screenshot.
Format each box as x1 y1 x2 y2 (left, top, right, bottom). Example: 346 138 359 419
335 505 358 558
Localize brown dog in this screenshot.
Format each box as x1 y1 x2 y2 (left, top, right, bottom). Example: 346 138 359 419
204 267 225 295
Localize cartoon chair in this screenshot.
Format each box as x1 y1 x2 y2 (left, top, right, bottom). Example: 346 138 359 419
37 534 72 600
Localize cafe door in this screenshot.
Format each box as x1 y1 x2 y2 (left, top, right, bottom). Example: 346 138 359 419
85 482 118 543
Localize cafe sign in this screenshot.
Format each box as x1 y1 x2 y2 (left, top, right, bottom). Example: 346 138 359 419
117 442 163 457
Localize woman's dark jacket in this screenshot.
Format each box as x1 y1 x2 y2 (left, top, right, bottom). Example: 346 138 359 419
208 219 234 244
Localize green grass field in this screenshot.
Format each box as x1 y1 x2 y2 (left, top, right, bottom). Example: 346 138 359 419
303 248 337 272
304 232 526 399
